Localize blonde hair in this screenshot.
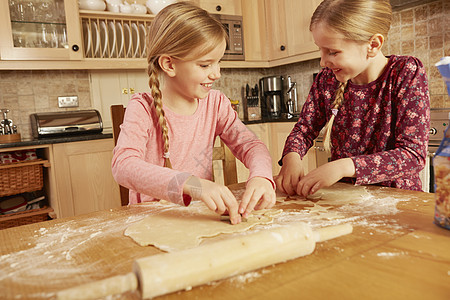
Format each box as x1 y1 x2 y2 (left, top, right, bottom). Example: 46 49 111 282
310 0 392 152
146 1 227 168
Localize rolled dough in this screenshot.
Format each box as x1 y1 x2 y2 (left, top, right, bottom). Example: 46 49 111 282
124 201 282 252
278 186 371 205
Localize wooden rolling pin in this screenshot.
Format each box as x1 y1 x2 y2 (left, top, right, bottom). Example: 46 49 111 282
57 222 352 299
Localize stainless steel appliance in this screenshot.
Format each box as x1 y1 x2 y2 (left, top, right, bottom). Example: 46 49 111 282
259 76 284 120
286 76 299 116
212 14 244 61
30 110 103 139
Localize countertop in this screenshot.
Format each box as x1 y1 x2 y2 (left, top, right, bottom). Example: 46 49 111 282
0 133 113 149
0 182 448 299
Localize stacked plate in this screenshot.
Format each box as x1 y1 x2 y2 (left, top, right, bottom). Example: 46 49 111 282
82 19 147 58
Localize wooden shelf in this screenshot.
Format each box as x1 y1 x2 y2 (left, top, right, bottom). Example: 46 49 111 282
79 10 155 21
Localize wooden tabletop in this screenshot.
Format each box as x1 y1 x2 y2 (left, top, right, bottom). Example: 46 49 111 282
0 183 449 300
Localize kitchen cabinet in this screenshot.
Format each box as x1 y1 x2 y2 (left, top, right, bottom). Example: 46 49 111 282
264 0 321 64
233 122 316 183
269 122 316 175
90 70 149 129
241 0 268 63
194 0 242 15
52 138 121 218
0 0 83 61
0 144 58 227
235 123 271 182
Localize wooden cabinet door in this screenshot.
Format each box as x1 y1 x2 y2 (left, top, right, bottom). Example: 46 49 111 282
235 123 271 182
264 0 288 61
0 0 83 61
241 0 268 62
285 0 321 56
53 139 121 218
269 122 316 175
90 70 149 130
264 0 320 62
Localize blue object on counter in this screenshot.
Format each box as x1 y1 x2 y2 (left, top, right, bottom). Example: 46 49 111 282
436 56 450 96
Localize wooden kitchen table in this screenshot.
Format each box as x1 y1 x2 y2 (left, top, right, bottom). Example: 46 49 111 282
0 183 449 300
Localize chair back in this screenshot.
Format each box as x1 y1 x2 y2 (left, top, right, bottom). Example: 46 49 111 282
110 105 130 206
110 104 238 206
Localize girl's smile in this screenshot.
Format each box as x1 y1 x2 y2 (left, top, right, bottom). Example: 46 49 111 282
312 22 388 85
161 39 226 114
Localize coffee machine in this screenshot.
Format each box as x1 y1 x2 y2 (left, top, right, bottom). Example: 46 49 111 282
259 76 284 120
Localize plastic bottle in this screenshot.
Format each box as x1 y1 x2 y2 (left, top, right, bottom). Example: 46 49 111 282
434 113 450 230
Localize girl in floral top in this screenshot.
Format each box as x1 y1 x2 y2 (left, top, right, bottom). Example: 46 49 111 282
276 0 430 197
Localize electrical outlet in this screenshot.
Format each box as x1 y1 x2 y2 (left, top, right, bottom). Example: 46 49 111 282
58 96 79 108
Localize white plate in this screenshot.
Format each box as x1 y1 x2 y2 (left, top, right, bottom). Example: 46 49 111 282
131 23 140 58
123 23 132 58
107 21 116 58
115 22 124 58
82 22 91 57
100 20 108 58
91 21 100 57
138 23 146 58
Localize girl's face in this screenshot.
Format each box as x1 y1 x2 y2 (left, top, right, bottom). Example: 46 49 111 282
168 39 226 102
312 22 372 85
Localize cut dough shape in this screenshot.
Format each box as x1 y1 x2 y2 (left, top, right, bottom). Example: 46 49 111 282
305 203 331 214
124 201 282 252
281 186 371 205
306 192 323 200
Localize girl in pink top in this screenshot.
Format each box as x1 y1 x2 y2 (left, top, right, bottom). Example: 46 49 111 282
112 2 275 225
276 0 430 197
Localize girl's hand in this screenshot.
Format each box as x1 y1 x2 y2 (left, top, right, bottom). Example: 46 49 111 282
239 177 276 218
275 152 304 195
183 176 241 224
297 158 355 197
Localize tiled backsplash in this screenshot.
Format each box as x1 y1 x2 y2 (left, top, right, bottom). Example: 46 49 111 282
0 70 91 139
0 0 448 140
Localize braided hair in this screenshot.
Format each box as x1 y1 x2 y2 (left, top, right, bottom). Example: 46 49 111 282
145 1 228 168
310 0 392 151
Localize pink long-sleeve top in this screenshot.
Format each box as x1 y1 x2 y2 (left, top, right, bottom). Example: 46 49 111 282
282 55 430 191
112 90 274 205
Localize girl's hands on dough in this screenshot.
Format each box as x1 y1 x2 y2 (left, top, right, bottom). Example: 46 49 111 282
239 177 276 218
297 158 355 197
275 152 304 195
183 176 241 224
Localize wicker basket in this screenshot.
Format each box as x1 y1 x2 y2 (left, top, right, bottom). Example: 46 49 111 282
0 207 53 229
0 160 45 197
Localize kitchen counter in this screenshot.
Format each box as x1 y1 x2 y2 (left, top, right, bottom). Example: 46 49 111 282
243 117 299 125
0 183 448 299
0 133 113 149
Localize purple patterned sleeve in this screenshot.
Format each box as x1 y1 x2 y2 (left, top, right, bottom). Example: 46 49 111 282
280 71 334 164
352 57 430 187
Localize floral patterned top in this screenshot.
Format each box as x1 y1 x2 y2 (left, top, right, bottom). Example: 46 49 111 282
282 55 430 191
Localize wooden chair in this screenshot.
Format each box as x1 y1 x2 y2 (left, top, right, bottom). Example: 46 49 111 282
110 104 238 206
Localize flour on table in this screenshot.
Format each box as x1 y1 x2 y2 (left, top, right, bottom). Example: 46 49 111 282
277 185 372 205
124 201 282 252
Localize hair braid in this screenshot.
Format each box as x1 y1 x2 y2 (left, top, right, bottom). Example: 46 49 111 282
323 81 348 152
144 1 227 169
148 65 172 168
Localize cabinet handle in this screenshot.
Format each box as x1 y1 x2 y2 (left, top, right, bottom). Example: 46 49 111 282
122 88 128 94
216 5 222 11
129 88 135 94
72 44 79 52
280 45 286 51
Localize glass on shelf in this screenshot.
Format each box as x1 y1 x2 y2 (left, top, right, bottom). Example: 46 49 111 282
8 0 68 49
